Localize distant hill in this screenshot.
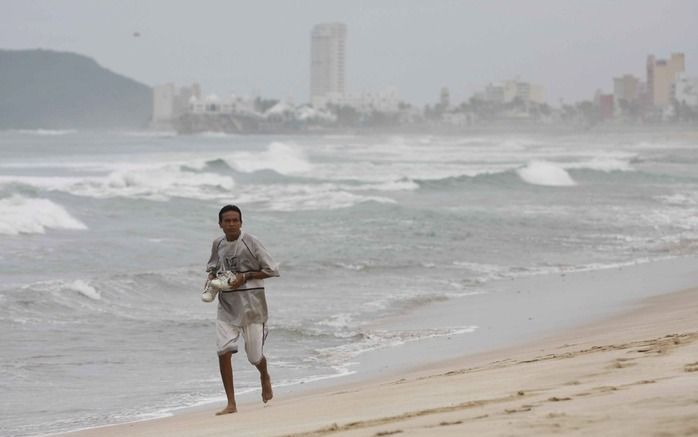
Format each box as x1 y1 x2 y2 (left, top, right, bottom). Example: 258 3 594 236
0 49 152 129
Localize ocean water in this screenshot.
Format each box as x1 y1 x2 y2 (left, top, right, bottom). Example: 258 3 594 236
1 129 697 436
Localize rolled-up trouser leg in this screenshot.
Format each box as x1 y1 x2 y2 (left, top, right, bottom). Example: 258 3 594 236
242 323 267 365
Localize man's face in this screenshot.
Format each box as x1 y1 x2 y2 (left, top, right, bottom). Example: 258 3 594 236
219 210 242 237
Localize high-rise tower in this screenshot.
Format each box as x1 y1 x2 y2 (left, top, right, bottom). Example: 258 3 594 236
646 53 685 107
310 23 346 106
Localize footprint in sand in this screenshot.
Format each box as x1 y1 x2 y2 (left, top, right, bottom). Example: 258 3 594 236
375 430 403 436
608 358 637 369
594 386 619 393
684 362 698 372
438 420 463 427
505 406 533 414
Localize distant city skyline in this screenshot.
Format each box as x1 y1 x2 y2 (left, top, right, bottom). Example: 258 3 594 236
2 1 697 105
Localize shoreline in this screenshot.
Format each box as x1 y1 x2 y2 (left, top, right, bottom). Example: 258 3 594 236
54 262 698 436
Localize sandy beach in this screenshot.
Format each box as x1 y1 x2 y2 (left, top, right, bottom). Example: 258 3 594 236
57 284 698 437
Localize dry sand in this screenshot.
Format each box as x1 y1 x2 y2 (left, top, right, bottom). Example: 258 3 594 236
60 287 698 437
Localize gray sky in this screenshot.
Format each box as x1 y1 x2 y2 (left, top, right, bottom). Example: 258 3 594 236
2 0 697 105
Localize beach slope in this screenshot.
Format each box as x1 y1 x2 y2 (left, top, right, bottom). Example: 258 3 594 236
61 287 698 437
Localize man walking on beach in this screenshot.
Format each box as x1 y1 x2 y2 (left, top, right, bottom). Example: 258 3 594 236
206 204 279 415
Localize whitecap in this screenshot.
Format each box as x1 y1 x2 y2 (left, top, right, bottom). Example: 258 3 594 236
224 142 312 175
333 262 367 271
563 157 634 172
317 313 354 329
265 190 395 211
232 183 396 211
14 129 77 136
0 196 87 235
352 179 420 191
67 280 101 300
657 193 698 206
517 161 576 187
0 175 85 189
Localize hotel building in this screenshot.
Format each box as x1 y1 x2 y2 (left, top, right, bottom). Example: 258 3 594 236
310 22 347 107
646 53 685 107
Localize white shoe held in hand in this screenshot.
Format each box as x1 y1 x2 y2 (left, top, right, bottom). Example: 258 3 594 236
201 279 219 303
209 271 236 292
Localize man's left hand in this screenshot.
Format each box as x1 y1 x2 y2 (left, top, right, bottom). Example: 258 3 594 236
229 272 247 289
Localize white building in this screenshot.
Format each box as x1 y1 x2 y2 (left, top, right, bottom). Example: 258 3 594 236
310 22 347 106
152 84 177 123
318 87 401 113
613 74 641 104
151 83 201 128
187 94 260 118
484 80 545 105
674 74 698 107
439 87 450 109
265 102 336 123
647 53 685 107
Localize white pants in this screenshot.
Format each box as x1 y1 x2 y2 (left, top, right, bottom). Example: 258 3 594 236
216 321 267 365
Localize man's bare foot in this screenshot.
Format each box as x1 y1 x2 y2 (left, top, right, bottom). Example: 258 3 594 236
215 404 237 415
261 372 273 403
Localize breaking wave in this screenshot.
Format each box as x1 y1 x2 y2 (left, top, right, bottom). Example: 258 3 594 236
517 161 576 187
0 196 87 235
222 142 312 175
231 183 397 211
0 166 235 201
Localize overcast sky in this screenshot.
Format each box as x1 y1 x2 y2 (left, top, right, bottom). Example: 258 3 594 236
2 0 697 105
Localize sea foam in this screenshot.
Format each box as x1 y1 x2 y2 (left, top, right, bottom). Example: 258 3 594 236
313 325 478 370
231 183 396 211
224 142 312 175
0 166 235 201
66 280 101 300
517 161 576 187
99 166 234 200
0 196 87 235
15 129 77 136
657 192 698 206
563 157 634 172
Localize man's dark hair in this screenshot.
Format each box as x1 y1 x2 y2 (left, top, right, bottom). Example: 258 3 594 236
218 204 242 223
